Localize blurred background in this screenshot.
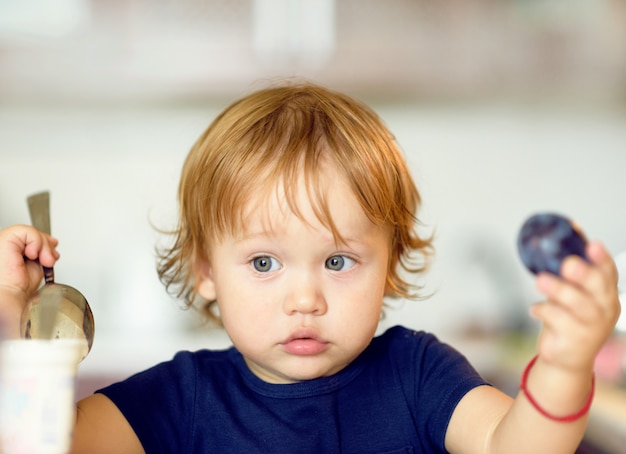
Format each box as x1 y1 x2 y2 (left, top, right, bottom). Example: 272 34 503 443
1 2 626 446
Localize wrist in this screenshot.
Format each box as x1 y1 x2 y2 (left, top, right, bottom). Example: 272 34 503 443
521 355 595 422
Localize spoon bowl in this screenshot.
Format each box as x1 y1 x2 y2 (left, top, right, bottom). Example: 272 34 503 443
21 284 94 359
20 191 95 360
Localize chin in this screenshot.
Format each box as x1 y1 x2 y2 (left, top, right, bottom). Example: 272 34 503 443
282 360 346 382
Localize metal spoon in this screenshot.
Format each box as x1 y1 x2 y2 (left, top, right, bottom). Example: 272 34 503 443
20 191 95 360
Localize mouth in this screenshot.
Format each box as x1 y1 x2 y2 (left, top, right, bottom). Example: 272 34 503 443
281 329 329 356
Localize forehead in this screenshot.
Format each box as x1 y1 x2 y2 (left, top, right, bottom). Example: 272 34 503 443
236 163 384 244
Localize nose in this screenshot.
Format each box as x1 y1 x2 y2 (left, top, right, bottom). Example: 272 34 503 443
283 270 328 316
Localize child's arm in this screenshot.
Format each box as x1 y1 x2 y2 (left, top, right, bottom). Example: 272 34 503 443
71 394 145 453
445 241 621 453
0 225 144 453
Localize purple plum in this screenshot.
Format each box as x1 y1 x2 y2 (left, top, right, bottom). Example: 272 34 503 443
518 213 588 276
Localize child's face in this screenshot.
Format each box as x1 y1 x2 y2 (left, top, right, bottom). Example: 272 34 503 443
195 165 391 384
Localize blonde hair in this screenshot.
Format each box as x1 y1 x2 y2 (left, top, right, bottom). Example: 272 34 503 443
157 81 433 322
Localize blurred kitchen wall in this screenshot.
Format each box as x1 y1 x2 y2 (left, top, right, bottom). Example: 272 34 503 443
1 0 625 375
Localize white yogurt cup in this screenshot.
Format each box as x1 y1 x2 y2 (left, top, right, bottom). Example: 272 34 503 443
0 339 85 454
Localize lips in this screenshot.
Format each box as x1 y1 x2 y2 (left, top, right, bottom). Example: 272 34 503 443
281 329 329 356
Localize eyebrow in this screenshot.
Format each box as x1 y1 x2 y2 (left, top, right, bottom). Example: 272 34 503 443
236 227 370 249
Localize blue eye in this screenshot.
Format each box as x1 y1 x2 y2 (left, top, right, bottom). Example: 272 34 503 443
325 255 355 271
252 256 281 273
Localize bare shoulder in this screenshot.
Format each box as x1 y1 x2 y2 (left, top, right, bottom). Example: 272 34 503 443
71 393 145 454
444 385 513 454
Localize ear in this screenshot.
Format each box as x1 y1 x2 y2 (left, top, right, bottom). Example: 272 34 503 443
193 258 217 302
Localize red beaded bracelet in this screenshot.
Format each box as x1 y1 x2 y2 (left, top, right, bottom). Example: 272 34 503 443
521 355 595 422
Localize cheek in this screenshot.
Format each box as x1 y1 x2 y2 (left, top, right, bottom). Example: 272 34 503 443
218 298 277 358
366 259 391 298
218 300 255 345
332 276 385 323
216 285 274 334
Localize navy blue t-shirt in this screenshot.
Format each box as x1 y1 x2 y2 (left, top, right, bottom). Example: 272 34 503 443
98 326 489 453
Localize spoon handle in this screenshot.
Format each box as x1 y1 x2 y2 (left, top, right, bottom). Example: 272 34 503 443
43 266 55 285
27 191 55 286
27 191 51 234
24 191 60 340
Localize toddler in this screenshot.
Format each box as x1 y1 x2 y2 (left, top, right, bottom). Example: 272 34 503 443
0 82 620 453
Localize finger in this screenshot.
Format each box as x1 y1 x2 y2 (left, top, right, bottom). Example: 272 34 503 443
531 297 609 367
561 255 616 305
536 269 602 324
585 241 618 283
20 230 60 267
562 243 620 319
530 302 595 367
531 300 591 341
38 234 60 267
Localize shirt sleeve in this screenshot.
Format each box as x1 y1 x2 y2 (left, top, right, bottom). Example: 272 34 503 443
96 351 198 454
386 327 491 452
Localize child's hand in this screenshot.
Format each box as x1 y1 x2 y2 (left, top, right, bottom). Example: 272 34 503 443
531 240 621 373
0 225 60 337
